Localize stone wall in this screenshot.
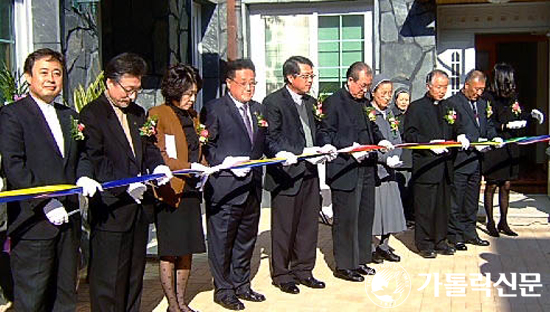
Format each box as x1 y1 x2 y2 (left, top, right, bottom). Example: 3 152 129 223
378 0 436 101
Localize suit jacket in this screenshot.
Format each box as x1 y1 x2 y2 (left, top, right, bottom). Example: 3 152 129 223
0 96 92 239
79 94 164 232
263 87 319 196
317 87 385 191
149 104 204 208
447 91 497 174
403 94 455 184
200 94 266 206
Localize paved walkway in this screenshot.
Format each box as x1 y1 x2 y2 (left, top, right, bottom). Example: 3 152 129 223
72 192 550 312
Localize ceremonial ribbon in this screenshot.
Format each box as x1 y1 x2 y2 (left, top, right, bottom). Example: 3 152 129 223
1 135 549 204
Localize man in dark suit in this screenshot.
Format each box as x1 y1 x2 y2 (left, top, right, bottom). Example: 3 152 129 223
0 48 102 311
264 56 336 294
447 70 502 251
79 53 172 311
317 62 393 282
200 59 266 310
403 69 456 258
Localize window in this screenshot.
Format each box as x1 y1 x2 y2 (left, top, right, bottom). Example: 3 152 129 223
450 51 461 94
0 0 14 68
318 15 365 95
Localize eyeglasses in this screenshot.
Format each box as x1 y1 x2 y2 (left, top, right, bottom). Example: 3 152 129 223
229 78 257 88
294 73 316 80
116 80 142 97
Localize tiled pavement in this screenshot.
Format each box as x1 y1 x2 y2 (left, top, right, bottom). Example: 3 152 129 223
73 193 550 312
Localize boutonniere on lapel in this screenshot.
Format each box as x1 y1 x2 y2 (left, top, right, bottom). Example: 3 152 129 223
511 101 522 116
196 123 209 144
254 112 268 127
486 101 493 118
363 106 377 122
444 108 457 124
312 101 325 121
387 112 400 134
139 115 158 137
70 116 85 141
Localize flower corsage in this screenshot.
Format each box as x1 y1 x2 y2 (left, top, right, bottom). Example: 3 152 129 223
254 112 268 127
139 115 158 137
511 101 522 116
444 108 457 124
313 101 326 121
70 116 85 141
486 101 493 118
196 123 209 144
387 112 400 134
363 106 377 122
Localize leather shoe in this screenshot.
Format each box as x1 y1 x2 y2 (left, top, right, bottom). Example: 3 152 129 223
298 277 325 289
418 249 437 258
237 289 266 302
356 264 376 275
272 281 300 294
498 223 518 237
486 221 500 237
454 242 468 251
435 246 455 255
465 237 490 246
333 269 365 282
214 295 245 310
375 248 401 262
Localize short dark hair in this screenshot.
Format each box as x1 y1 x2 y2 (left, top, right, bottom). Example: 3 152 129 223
160 64 202 105
426 69 449 85
104 52 148 81
346 62 372 81
24 48 65 75
283 56 314 83
464 69 486 84
489 63 516 98
225 59 255 80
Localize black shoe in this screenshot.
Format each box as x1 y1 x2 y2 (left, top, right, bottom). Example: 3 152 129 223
333 269 365 282
214 295 245 310
465 237 490 246
418 249 437 258
486 222 500 237
376 248 401 262
356 264 376 275
371 251 384 264
272 281 300 294
454 242 468 251
498 223 518 237
435 246 455 255
298 276 325 289
237 289 266 302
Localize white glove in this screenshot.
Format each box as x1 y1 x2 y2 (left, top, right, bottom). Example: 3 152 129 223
190 163 217 175
429 139 448 155
320 144 338 162
153 165 173 186
76 176 103 197
493 137 505 149
230 167 251 178
302 147 325 165
457 134 470 150
506 120 527 129
221 156 249 169
378 139 394 151
350 142 369 162
127 182 147 204
43 199 69 225
531 109 544 124
386 155 403 168
275 151 298 166
474 138 491 152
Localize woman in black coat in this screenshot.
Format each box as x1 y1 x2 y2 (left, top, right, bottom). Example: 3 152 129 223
482 63 544 237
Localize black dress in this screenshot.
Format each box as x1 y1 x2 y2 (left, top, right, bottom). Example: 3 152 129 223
155 106 206 257
481 92 532 182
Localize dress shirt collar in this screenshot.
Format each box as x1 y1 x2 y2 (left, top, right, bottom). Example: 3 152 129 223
30 94 55 111
372 102 388 118
285 85 304 105
228 92 248 110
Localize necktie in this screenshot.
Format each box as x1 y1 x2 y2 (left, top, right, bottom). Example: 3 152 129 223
471 101 479 126
240 104 254 142
113 105 135 156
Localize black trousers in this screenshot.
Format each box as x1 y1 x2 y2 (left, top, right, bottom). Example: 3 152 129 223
413 181 451 251
207 189 260 300
448 169 481 243
11 223 79 312
89 206 149 312
270 176 320 284
331 166 375 270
